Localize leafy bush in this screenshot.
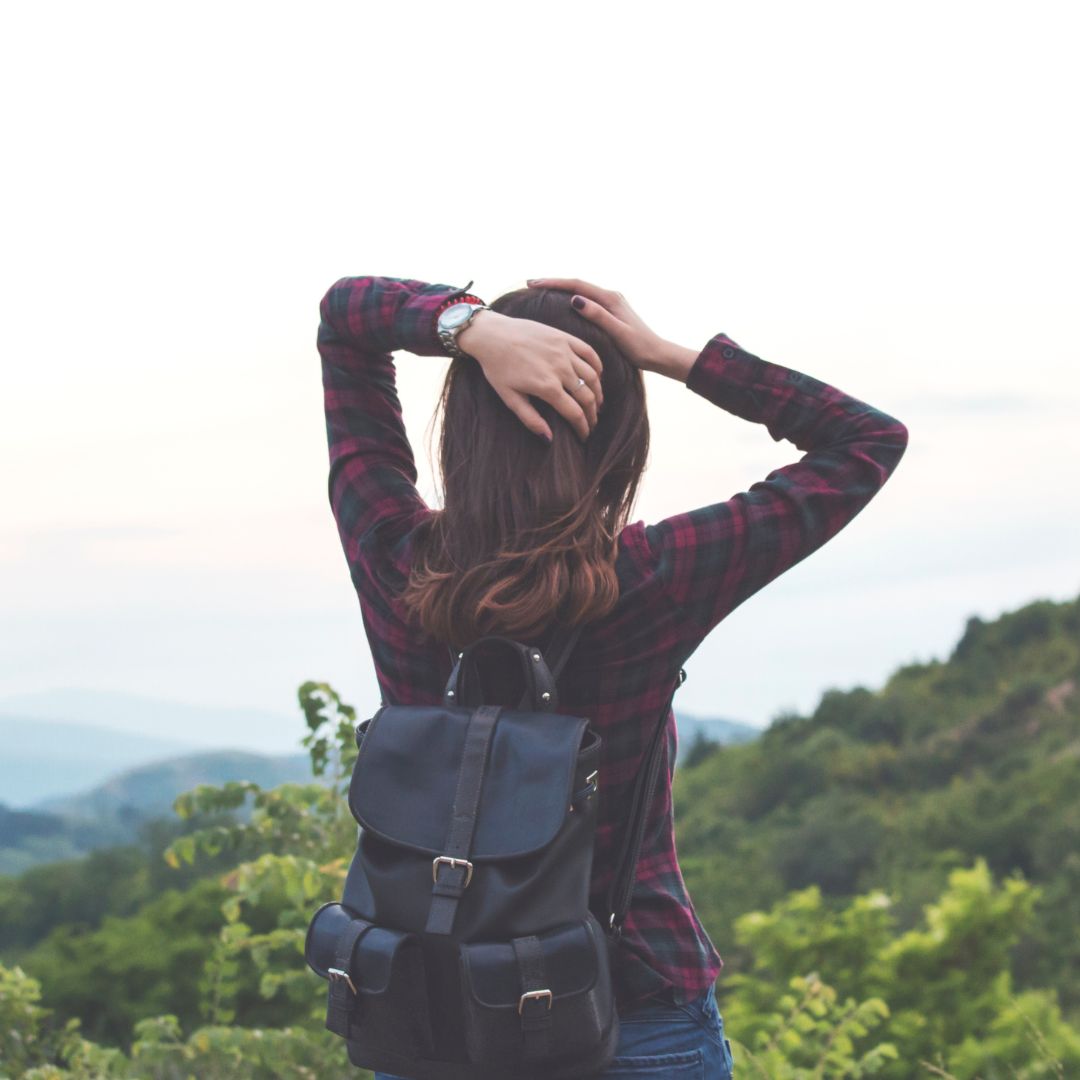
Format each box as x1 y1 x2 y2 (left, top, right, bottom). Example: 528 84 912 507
2 609 1080 1079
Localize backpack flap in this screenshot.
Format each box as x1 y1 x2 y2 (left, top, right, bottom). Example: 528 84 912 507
461 920 599 1005
350 704 591 861
304 901 434 1056
304 902 408 992
305 901 369 981
458 913 615 1067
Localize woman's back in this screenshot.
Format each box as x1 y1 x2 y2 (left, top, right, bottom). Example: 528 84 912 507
318 273 909 1015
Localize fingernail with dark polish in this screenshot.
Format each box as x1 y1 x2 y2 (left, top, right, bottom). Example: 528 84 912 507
571 295 585 310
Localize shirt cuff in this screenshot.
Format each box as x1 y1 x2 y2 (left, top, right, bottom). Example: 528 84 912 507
397 282 487 357
684 333 747 397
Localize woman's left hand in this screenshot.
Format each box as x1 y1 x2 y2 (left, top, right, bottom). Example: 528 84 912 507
455 309 604 443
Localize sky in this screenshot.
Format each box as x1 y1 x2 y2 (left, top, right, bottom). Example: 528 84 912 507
2 1 1078 751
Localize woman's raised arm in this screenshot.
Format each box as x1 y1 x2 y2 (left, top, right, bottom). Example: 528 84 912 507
641 333 908 654
317 274 480 583
531 277 910 660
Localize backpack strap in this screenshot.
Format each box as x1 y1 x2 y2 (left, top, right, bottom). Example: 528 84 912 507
443 622 586 711
510 621 584 709
540 621 585 685
325 918 371 1038
425 704 503 935
512 934 553 1057
604 666 688 939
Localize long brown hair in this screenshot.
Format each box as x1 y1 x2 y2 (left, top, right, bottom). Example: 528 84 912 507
399 285 650 649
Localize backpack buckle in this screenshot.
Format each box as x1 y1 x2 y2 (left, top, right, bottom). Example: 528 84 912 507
568 770 599 813
432 856 474 888
518 988 553 1015
327 966 357 995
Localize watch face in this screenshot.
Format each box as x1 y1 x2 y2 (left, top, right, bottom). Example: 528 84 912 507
439 303 472 329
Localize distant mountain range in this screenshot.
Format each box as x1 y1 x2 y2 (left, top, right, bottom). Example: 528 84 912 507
35 749 317 822
0 687 301 763
0 690 761 875
675 712 761 761
0 748 317 876
0 713 199 808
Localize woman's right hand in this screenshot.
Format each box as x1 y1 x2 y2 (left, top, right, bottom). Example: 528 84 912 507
525 277 673 375
456 308 604 443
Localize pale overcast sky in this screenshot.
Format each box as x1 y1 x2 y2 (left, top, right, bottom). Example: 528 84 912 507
2 2 1077 749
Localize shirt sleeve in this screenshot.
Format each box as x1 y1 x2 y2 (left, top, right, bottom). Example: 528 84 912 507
638 332 909 657
317 275 484 587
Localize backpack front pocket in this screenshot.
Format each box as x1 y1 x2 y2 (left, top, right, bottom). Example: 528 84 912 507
457 912 617 1070
304 901 434 1059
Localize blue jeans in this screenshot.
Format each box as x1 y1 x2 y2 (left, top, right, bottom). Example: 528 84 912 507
374 982 734 1079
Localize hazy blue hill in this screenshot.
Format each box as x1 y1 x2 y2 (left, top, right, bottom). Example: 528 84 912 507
0 750 317 875
0 804 113 876
675 711 761 764
0 714 197 808
36 750 314 821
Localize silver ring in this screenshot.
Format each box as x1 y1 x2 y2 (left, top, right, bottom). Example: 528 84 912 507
576 377 586 388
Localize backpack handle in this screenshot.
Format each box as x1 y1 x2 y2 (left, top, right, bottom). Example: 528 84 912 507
444 624 584 712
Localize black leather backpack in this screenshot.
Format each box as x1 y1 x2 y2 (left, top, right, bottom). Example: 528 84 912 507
304 623 687 1079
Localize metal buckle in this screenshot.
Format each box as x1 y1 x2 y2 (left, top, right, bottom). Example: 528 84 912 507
518 988 553 1015
432 855 474 888
327 966 357 995
569 771 600 813
565 768 600 812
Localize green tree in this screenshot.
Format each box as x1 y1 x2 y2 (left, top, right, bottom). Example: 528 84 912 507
724 861 1080 1078
4 652 1080 1078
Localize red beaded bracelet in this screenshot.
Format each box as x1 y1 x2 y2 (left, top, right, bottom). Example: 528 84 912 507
434 281 486 319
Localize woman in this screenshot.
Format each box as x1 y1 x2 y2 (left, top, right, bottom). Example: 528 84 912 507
318 273 909 1078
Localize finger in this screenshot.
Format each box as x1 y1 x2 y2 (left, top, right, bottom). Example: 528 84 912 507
527 277 618 305
543 381 591 443
567 294 628 348
562 335 604 381
565 370 599 431
581 383 600 431
563 336 605 409
569 353 604 413
500 388 553 443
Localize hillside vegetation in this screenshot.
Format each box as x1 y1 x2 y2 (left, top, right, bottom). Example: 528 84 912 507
675 595 1080 1011
2 596 1078 1078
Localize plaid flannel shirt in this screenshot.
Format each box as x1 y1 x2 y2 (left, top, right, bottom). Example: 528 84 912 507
317 275 909 1009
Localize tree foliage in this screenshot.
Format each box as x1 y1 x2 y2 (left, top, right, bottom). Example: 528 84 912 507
3 595 1080 1077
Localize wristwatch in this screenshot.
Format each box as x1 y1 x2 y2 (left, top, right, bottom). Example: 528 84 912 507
437 300 489 359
